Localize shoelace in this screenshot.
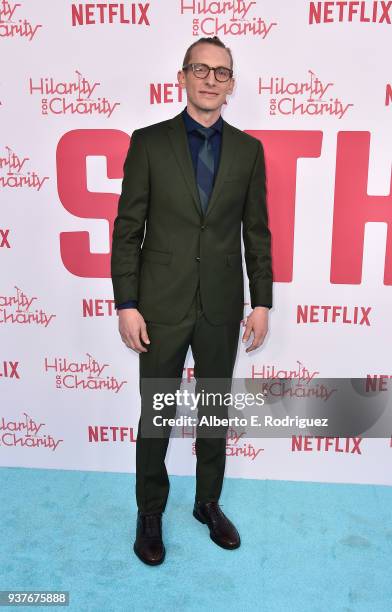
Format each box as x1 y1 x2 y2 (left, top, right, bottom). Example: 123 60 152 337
203 502 226 526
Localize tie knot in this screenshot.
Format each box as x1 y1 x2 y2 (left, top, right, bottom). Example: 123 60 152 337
195 126 215 140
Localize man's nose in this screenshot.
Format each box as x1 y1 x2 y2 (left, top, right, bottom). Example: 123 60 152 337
205 69 216 86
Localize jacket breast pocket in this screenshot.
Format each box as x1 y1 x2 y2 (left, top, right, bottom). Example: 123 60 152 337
227 253 242 267
141 248 172 265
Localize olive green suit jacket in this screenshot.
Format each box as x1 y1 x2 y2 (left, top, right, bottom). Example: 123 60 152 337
111 110 273 325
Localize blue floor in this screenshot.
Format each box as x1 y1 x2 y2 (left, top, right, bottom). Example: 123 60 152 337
1 467 392 611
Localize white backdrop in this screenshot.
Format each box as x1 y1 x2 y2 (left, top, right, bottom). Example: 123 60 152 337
1 0 392 485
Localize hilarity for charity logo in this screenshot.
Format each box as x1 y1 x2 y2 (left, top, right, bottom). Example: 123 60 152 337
180 0 277 38
44 352 127 393
189 426 263 461
28 69 120 118
0 412 63 451
0 1 42 41
251 360 320 382
0 146 49 190
0 286 56 327
258 69 353 119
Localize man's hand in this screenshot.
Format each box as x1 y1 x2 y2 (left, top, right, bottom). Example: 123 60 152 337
242 306 269 353
117 309 150 353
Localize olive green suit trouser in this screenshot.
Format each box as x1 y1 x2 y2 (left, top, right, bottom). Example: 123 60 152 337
136 285 241 514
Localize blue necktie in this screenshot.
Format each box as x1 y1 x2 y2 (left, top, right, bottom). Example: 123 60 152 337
195 127 215 215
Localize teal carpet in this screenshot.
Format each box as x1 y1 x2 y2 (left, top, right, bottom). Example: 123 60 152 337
1 467 392 611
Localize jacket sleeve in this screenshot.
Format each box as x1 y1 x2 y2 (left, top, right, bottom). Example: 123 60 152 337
116 300 138 310
242 140 273 309
110 129 149 307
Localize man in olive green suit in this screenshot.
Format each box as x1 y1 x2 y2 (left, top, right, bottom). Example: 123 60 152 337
111 36 273 565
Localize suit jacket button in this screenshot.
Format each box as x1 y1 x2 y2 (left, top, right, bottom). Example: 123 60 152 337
195 256 200 262
200 225 205 230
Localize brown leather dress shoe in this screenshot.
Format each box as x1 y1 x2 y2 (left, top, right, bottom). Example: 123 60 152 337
133 511 165 565
193 501 241 549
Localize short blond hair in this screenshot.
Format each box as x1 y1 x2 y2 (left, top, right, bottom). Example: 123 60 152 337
182 36 233 70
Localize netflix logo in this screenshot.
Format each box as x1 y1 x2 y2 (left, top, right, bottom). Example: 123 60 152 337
71 2 151 26
88 425 137 443
150 82 185 105
0 229 10 248
292 436 363 454
385 84 392 106
366 374 392 390
82 299 117 317
0 360 20 379
309 1 392 24
183 367 195 382
297 305 371 325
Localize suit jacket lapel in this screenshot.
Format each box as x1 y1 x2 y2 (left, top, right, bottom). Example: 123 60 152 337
167 111 236 219
206 118 236 219
167 112 201 217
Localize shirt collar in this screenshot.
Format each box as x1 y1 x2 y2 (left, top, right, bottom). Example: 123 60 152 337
182 106 223 134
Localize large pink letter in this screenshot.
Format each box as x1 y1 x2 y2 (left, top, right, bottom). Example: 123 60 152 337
246 130 323 282
331 131 392 285
57 129 130 277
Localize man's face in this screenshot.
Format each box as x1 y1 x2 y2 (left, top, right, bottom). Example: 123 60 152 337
178 42 235 113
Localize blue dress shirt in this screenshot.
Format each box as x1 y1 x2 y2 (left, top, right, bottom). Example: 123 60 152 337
116 106 270 310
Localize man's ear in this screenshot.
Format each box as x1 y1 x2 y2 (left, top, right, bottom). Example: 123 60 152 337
177 70 186 89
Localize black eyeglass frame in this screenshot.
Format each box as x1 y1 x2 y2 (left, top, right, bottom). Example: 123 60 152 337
182 62 234 82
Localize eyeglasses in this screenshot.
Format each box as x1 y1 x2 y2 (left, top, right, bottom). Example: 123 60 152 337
182 63 233 83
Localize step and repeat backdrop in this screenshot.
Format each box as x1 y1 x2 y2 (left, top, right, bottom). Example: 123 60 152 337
1 1 392 485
